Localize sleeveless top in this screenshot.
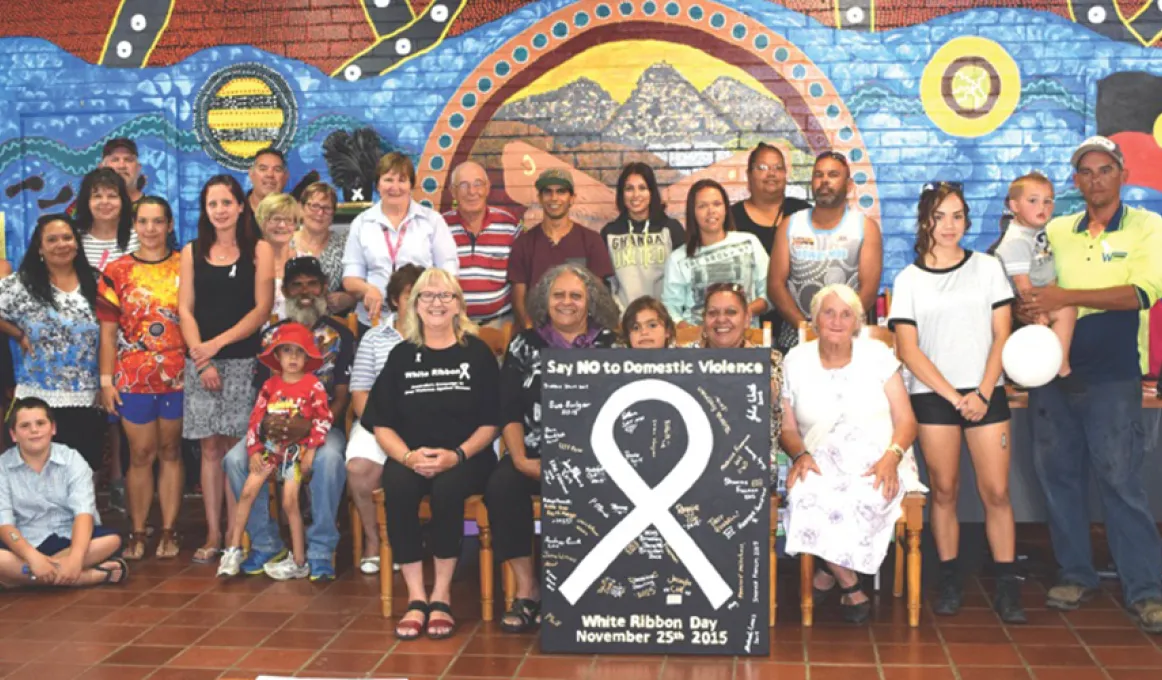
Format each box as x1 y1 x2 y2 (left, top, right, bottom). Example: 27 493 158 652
785 208 864 317
192 243 260 359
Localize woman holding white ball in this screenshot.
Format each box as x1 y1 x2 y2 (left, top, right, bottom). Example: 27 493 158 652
888 182 1024 624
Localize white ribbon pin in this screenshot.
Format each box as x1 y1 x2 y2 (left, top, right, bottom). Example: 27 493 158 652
559 379 732 609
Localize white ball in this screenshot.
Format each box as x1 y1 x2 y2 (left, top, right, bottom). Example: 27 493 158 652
1002 325 1063 388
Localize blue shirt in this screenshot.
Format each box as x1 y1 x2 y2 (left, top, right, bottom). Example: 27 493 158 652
0 444 97 547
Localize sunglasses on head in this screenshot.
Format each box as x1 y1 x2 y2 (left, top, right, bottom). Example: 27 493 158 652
816 151 849 166
921 181 964 195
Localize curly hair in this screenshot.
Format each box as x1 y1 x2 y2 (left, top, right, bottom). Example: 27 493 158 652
914 183 971 259
75 168 133 252
526 264 620 332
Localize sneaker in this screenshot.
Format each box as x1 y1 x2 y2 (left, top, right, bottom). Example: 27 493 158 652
1130 597 1162 634
264 555 310 581
994 575 1027 624
240 548 287 575
217 547 244 577
308 558 336 582
933 569 963 616
360 556 381 575
1046 582 1098 611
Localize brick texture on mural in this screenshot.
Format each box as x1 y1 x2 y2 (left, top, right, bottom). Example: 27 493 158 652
1 0 1161 285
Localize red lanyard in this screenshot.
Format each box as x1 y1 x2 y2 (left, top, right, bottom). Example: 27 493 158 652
383 221 409 270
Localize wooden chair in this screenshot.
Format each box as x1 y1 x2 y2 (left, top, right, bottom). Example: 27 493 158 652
793 321 926 627
674 321 771 347
370 488 496 621
477 322 513 357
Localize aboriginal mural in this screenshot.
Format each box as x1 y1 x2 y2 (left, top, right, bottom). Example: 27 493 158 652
1 0 1162 283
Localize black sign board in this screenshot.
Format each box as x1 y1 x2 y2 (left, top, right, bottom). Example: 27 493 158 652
539 348 770 656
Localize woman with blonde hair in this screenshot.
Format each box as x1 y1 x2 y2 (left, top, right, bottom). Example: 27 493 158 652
255 193 302 320
781 283 922 623
363 268 499 640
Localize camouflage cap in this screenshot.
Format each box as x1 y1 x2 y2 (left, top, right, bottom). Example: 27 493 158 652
535 167 574 193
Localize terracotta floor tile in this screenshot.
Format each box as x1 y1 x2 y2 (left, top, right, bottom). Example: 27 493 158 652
168 645 250 668
882 668 957 680
947 643 1023 666
151 577 216 594
936 609 1002 626
1008 627 1080 645
104 645 183 666
99 606 173 626
133 625 208 646
516 655 595 679
806 644 878 664
1076 628 1155 646
325 630 395 652
590 659 665 680
74 590 142 607
876 643 949 665
660 660 734 680
197 627 272 647
186 592 256 610
128 592 198 609
871 625 943 644
161 608 229 628
243 593 316 613
393 634 471 654
1030 669 1109 680
344 614 398 633
6 620 87 641
75 664 155 680
1090 645 1162 668
1020 645 1098 667
259 628 336 649
939 626 1012 644
1065 610 1135 628
956 667 1033 680
0 661 26 677
4 663 92 680
446 654 526 677
0 641 57 663
1107 670 1162 680
803 627 873 644
807 665 880 680
70 625 149 644
463 633 537 655
220 611 289 629
1022 610 1068 627
147 669 226 680
765 642 805 663
734 661 807 680
283 611 351 630
375 652 457 676
234 647 314 672
46 605 120 623
43 641 120 665
301 650 384 674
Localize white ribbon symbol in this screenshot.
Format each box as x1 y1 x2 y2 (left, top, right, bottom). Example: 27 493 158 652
559 379 732 609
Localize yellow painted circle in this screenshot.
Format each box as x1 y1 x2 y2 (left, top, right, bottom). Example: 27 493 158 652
1153 113 1162 148
921 37 1020 138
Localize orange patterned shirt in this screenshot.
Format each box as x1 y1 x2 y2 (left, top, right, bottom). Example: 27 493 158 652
96 252 186 393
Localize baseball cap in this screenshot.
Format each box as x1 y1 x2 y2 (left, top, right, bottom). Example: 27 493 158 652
102 137 138 158
535 167 574 193
283 256 327 284
1070 136 1124 170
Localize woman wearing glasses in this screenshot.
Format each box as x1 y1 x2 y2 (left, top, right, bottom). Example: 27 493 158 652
363 268 500 640
296 182 355 314
888 181 1024 623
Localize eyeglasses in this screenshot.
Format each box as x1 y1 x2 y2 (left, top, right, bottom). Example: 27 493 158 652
455 180 487 193
304 202 334 213
921 181 964 195
418 291 457 304
266 216 296 226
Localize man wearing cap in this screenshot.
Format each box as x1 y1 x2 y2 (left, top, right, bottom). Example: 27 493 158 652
444 161 521 328
100 138 144 204
220 257 354 581
1022 136 1162 632
507 168 614 329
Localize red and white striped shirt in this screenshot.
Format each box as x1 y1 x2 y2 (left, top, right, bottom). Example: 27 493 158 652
444 206 521 323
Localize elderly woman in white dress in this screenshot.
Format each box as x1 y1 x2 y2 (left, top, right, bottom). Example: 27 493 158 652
779 284 923 624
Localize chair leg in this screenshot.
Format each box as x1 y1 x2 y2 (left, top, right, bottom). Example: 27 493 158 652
478 518 494 623
907 527 922 628
375 493 392 618
351 499 364 568
769 524 778 627
800 553 815 627
893 521 905 598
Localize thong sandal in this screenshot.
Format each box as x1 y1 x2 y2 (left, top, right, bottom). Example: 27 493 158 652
123 532 146 561
426 601 457 640
155 529 180 560
500 598 541 634
395 600 429 641
191 545 220 564
94 557 129 586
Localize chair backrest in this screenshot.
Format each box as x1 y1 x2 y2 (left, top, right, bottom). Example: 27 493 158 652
477 322 513 358
673 321 771 347
799 321 896 353
342 312 359 335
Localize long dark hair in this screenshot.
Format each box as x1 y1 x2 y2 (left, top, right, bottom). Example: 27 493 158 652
195 175 255 262
914 183 972 259
132 196 179 252
18 214 97 310
685 179 735 257
615 162 667 224
74 168 133 252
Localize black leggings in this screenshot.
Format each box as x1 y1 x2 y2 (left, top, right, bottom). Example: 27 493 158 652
52 406 107 470
484 455 541 563
381 451 494 564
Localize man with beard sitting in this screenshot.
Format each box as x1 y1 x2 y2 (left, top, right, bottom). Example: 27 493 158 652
221 257 354 580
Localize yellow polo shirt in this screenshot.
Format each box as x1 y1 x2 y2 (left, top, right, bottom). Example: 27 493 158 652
1047 203 1162 379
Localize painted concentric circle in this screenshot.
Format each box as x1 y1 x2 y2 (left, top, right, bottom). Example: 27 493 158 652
921 37 1020 138
194 63 298 171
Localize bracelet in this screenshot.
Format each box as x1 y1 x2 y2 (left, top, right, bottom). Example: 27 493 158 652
973 388 991 406
888 443 906 461
196 364 210 376
455 446 467 465
402 450 415 466
791 450 811 463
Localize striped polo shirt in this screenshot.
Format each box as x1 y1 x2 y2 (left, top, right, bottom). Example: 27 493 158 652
1047 202 1162 381
444 206 521 323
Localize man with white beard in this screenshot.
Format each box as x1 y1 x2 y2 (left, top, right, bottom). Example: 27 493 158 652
221 257 355 581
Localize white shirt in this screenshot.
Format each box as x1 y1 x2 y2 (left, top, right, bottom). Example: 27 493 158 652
888 250 1014 395
342 200 459 325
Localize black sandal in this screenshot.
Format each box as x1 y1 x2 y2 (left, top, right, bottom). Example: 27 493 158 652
426 601 457 640
812 564 837 603
395 600 428 640
500 598 541 633
836 579 871 624
94 557 129 586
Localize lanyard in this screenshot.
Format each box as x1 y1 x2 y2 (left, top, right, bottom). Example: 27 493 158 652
382 221 409 271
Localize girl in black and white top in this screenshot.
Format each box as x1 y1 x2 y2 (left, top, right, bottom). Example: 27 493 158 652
888 182 1023 624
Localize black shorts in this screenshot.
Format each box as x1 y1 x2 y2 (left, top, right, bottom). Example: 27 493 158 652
910 388 1011 428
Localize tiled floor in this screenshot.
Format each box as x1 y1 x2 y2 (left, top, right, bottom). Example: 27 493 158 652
2 510 1161 679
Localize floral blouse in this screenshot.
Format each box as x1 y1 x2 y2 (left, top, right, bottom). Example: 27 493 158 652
294 229 348 293
0 276 99 407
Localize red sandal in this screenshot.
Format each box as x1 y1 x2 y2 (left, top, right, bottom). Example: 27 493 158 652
395 600 428 640
426 601 456 639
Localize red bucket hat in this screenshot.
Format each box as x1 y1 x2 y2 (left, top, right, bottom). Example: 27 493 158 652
258 323 324 373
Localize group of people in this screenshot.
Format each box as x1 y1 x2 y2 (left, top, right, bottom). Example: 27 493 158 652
1 133 1160 639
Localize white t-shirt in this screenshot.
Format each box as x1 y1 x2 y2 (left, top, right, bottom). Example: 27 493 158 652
888 250 1014 395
